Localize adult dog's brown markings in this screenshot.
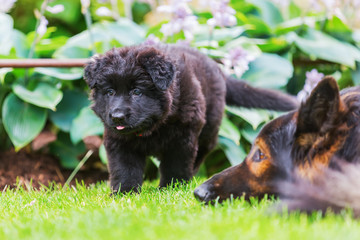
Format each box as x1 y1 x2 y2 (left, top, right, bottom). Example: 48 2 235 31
194 77 360 216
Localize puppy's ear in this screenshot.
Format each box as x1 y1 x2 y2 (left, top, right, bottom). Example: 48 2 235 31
296 76 342 135
137 47 175 90
84 57 98 89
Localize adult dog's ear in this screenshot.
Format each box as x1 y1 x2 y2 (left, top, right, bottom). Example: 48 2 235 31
83 57 98 89
137 47 175 91
296 76 342 135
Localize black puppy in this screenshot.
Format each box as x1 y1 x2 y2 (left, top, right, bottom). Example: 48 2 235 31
84 43 298 193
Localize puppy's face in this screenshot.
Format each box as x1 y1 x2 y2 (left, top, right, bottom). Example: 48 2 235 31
84 46 175 135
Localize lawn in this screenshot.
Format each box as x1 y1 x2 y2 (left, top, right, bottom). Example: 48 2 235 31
0 180 359 240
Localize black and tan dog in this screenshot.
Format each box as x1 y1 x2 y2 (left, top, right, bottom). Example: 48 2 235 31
195 76 360 214
84 43 298 194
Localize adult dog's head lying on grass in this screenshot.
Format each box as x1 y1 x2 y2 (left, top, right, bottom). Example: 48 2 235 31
195 77 360 216
84 43 298 194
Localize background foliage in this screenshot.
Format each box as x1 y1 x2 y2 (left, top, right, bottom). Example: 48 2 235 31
1 0 360 178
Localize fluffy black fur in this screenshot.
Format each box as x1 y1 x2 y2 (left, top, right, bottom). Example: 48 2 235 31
84 43 298 193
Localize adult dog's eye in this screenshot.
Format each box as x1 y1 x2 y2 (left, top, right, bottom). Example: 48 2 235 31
132 88 142 96
253 149 266 162
106 88 115 96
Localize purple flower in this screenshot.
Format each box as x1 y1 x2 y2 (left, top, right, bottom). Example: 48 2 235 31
144 34 161 45
157 0 198 41
95 6 112 17
297 69 325 101
46 4 64 14
0 0 17 13
222 47 255 78
81 0 90 13
207 0 237 28
309 0 347 21
36 16 48 37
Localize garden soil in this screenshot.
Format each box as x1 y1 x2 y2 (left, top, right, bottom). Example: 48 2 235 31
0 149 109 190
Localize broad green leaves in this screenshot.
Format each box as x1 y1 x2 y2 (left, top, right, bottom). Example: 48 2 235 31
242 53 293 89
49 90 90 132
49 132 86 169
12 83 63 111
218 136 247 166
288 29 360 68
34 68 83 81
54 18 146 58
219 117 240 144
248 0 283 28
226 106 270 130
0 13 14 56
2 94 47 151
70 107 104 144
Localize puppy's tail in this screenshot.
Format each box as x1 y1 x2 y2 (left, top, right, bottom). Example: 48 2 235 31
276 162 360 217
225 76 298 111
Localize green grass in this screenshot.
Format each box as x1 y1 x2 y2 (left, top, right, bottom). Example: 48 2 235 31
0 180 359 240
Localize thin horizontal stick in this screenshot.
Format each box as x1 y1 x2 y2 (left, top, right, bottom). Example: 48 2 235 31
0 59 89 68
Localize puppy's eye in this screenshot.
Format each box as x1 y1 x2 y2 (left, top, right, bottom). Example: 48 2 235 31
106 88 115 96
253 149 266 162
132 88 142 96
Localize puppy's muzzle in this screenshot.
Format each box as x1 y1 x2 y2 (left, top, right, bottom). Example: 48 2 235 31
109 110 126 125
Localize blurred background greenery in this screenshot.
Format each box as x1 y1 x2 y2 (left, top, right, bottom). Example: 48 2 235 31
1 0 360 179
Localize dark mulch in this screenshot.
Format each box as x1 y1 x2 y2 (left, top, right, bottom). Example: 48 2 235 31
0 149 109 190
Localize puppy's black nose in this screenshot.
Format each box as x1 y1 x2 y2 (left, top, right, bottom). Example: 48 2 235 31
194 184 210 202
110 111 125 124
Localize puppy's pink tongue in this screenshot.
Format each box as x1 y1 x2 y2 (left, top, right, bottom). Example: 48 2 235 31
116 126 125 130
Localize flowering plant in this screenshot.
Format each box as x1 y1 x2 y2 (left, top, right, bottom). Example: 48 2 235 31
1 0 360 174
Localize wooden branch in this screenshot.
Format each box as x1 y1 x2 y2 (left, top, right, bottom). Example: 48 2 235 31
0 59 89 68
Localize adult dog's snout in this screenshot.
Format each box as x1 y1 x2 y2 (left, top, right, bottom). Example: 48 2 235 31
194 183 212 202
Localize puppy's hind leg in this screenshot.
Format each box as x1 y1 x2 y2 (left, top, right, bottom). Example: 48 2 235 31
158 131 198 188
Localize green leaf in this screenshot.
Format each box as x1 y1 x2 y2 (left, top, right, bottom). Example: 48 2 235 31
242 53 293 89
53 46 91 59
11 29 29 58
0 68 12 85
0 13 14 56
248 0 283 28
256 37 289 52
240 123 262 143
275 16 322 35
242 15 272 36
99 144 108 165
111 18 146 45
49 90 90 132
34 67 83 80
194 26 246 42
218 136 247 166
49 132 86 169
287 29 360 68
226 106 270 129
54 19 145 57
2 94 47 151
351 62 360 86
219 117 240 145
70 107 104 144
12 82 63 111
222 37 262 57
150 156 160 168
